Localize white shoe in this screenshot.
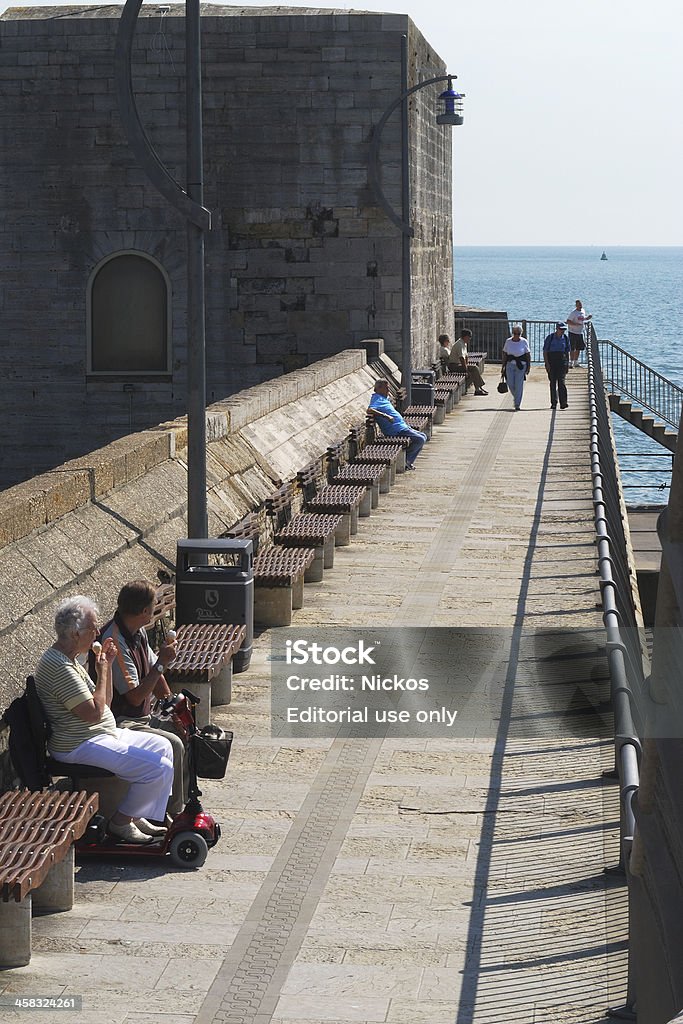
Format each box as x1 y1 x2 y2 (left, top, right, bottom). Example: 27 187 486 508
108 820 154 844
135 818 168 838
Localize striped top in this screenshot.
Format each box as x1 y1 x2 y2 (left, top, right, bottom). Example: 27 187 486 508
34 647 117 754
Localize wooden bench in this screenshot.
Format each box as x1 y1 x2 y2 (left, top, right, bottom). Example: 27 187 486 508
326 441 384 509
432 369 465 407
438 372 468 411
401 406 433 439
412 372 449 423
265 483 344 578
0 789 99 967
226 512 316 626
296 460 370 538
363 417 411 472
165 622 246 727
146 582 177 649
348 426 405 486
433 384 454 418
150 582 176 624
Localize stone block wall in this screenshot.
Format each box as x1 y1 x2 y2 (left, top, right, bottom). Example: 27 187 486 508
0 5 454 488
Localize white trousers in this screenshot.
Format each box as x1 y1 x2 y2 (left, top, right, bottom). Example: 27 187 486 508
116 716 188 816
52 728 174 821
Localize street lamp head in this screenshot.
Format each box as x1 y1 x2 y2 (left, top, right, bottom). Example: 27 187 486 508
436 76 464 126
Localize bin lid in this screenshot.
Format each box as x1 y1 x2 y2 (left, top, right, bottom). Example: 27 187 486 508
177 538 253 554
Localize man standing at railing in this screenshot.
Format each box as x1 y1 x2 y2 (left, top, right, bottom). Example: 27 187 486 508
544 322 571 410
566 299 592 368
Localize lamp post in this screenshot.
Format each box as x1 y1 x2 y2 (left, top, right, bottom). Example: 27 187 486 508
115 0 211 538
368 36 463 404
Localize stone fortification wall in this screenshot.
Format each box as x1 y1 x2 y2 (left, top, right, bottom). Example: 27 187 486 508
0 347 387 710
0 5 453 487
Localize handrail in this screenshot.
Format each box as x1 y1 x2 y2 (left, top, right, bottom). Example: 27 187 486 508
452 317 560 363
588 325 644 1021
598 338 683 431
451 318 683 432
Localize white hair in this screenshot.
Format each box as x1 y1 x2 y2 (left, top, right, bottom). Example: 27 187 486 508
54 595 99 641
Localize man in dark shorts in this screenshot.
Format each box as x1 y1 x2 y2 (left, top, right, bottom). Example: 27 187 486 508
566 299 592 368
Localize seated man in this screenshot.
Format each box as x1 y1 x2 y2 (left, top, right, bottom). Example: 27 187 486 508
367 379 427 470
98 579 187 820
449 329 487 395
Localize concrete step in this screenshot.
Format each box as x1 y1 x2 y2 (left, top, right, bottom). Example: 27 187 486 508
652 423 678 453
608 392 678 452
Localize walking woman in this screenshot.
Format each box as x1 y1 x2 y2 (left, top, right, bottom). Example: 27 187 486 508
502 326 531 411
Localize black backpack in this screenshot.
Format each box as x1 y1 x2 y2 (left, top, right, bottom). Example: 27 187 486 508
2 677 52 791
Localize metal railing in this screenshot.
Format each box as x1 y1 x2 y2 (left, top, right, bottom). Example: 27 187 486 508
598 335 683 431
588 330 645 1022
454 317 576 364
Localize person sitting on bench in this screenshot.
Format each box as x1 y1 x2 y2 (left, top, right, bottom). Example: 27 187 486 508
449 329 487 395
34 595 174 845
98 579 187 820
367 379 427 470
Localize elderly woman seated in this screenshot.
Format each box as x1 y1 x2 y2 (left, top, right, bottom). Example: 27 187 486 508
34 595 174 845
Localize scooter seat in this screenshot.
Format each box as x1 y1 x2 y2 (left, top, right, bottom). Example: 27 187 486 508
46 756 114 780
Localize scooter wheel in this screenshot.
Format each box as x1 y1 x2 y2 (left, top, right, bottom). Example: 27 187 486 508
169 830 209 869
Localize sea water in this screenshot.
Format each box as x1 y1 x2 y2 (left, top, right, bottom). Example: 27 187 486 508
454 246 683 505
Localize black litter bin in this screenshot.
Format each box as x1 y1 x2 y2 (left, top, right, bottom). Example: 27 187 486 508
410 382 435 407
412 368 436 385
175 538 253 672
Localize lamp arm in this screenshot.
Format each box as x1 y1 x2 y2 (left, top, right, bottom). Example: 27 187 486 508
368 74 452 236
115 0 211 230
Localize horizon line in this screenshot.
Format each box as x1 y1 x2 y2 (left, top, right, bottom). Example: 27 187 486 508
453 243 683 248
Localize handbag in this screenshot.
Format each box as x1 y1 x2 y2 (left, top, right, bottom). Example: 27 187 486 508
497 378 508 394
191 725 233 779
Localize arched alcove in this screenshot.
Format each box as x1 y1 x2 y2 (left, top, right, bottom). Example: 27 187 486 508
87 251 171 374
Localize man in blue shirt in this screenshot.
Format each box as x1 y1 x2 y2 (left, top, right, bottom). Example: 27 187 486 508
543 322 570 410
367 379 427 470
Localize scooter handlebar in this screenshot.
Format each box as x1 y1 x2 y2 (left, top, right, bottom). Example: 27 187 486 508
180 687 201 705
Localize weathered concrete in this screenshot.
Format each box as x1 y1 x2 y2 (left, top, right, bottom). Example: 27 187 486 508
0 372 627 1023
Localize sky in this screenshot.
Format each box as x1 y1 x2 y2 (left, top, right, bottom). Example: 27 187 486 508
2 0 682 245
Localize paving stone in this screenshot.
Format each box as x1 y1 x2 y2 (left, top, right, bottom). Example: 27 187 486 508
0 376 625 1023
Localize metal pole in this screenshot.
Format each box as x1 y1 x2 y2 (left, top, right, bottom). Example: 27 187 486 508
367 64 457 403
400 35 412 405
186 0 208 539
115 0 211 541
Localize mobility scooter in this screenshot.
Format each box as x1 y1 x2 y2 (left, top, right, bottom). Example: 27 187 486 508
75 688 230 868
9 679 231 870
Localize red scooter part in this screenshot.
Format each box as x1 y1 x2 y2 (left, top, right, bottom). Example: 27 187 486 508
76 689 222 869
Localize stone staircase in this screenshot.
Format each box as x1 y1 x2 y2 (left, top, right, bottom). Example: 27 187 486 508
608 392 678 452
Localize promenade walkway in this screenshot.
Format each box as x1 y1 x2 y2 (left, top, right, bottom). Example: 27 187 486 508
0 372 627 1023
